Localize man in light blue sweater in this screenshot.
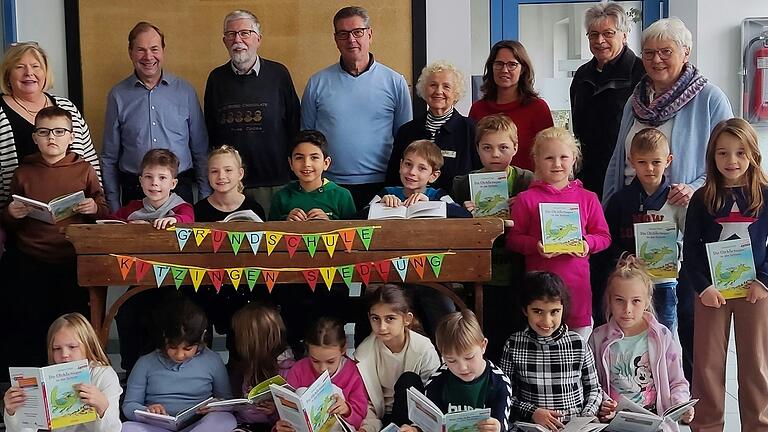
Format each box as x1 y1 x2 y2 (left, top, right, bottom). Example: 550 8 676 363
301 5 412 209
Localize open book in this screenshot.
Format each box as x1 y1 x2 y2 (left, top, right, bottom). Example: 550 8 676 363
8 359 97 430
469 171 509 218
12 190 85 224
205 375 290 411
133 397 214 431
515 417 607 432
270 370 337 432
607 395 698 432
406 387 491 432
222 209 264 222
368 201 446 220
539 203 583 254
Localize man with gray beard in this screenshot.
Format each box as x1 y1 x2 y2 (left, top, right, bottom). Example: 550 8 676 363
204 9 300 214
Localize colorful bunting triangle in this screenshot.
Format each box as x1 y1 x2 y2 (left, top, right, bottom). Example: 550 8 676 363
339 229 356 252
228 232 245 255
319 267 337 290
302 269 320 292
116 255 135 280
374 260 390 282
211 229 227 253
355 262 373 285
135 260 151 283
175 228 192 251
392 257 409 282
427 254 445 278
192 228 211 247
322 233 339 257
356 226 374 250
208 269 225 293
189 268 206 291
245 231 263 254
284 235 301 258
171 267 188 288
153 264 170 287
302 234 320 257
265 232 283 256
244 268 261 291
226 268 243 291
411 255 427 278
337 265 355 288
263 270 279 292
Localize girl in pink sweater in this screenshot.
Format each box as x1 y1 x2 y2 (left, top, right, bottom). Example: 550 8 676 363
507 127 611 339
276 317 368 432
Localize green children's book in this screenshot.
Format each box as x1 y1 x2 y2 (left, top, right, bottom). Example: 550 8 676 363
706 238 756 300
539 203 583 254
8 359 97 430
469 171 509 218
634 221 679 279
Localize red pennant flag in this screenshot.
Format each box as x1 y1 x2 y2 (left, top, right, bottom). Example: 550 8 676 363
116 255 135 280
302 269 320 292
208 269 225 293
374 260 390 282
355 262 373 285
339 229 356 252
135 260 151 283
211 229 227 253
411 255 427 278
284 235 302 258
263 270 280 293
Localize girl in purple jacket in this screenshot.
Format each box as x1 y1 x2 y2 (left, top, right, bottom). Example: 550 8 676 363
589 256 693 431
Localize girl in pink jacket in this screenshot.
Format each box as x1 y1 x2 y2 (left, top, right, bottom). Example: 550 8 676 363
507 127 610 339
589 256 693 431
276 317 368 432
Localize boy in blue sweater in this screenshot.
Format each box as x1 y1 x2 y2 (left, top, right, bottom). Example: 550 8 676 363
604 128 686 331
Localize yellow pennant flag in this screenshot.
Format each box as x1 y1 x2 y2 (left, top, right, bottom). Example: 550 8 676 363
192 228 211 247
319 267 337 290
226 268 243 291
321 233 339 258
265 232 283 255
189 268 206 291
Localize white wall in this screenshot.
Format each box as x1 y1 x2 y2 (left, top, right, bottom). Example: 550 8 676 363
16 0 68 97
425 0 474 115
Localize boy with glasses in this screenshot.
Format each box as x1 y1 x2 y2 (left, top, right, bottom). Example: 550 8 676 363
3 106 109 366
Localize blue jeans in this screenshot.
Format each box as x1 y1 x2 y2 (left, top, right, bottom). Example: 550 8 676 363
654 281 678 332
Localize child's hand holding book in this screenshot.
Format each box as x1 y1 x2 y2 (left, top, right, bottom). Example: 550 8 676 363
476 417 501 432
146 403 168 415
3 386 26 416
747 280 768 304
75 198 98 215
531 407 564 431
74 383 109 417
328 393 351 417
7 200 30 219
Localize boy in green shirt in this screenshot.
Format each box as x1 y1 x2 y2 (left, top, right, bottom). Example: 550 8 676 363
268 130 356 221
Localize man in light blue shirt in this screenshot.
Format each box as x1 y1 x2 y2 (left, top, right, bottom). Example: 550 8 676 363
301 6 412 209
102 21 210 211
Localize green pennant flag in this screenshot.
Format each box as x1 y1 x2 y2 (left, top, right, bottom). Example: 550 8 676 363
228 232 245 255
171 267 188 289
244 268 262 291
337 265 355 288
427 253 445 278
302 234 320 257
356 226 374 250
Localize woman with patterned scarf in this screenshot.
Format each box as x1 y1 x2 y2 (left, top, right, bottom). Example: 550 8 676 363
601 16 732 388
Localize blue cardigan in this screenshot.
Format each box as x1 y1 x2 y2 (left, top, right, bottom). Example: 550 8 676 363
602 81 733 204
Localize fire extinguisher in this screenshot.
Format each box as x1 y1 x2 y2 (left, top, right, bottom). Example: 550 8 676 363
753 43 768 122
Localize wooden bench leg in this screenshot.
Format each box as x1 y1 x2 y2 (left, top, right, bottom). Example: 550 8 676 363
474 282 483 328
89 287 107 346
94 286 157 346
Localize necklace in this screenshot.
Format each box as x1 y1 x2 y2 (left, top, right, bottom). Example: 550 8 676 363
12 94 48 116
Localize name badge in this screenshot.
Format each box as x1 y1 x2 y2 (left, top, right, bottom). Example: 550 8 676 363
441 150 457 158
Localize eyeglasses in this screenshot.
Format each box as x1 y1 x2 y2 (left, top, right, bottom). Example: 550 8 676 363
641 48 675 60
587 30 617 40
334 27 369 40
492 61 520 71
33 127 71 137
223 30 259 41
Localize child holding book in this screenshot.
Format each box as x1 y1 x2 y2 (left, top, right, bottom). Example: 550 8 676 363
507 127 611 339
111 148 195 376
192 145 267 373
452 114 534 362
276 317 368 432
3 313 122 432
355 284 441 432
121 298 235 432
111 149 194 228
501 272 602 430
401 309 512 432
230 302 295 430
680 118 768 431
604 129 686 332
589 256 693 431
3 106 109 367
368 139 470 218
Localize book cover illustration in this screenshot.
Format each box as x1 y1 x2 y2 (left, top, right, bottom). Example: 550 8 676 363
469 171 509 218
634 221 679 279
539 203 583 254
706 238 756 300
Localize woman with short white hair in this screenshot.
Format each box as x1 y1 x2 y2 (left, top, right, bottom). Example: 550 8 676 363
602 17 733 395
385 61 479 192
